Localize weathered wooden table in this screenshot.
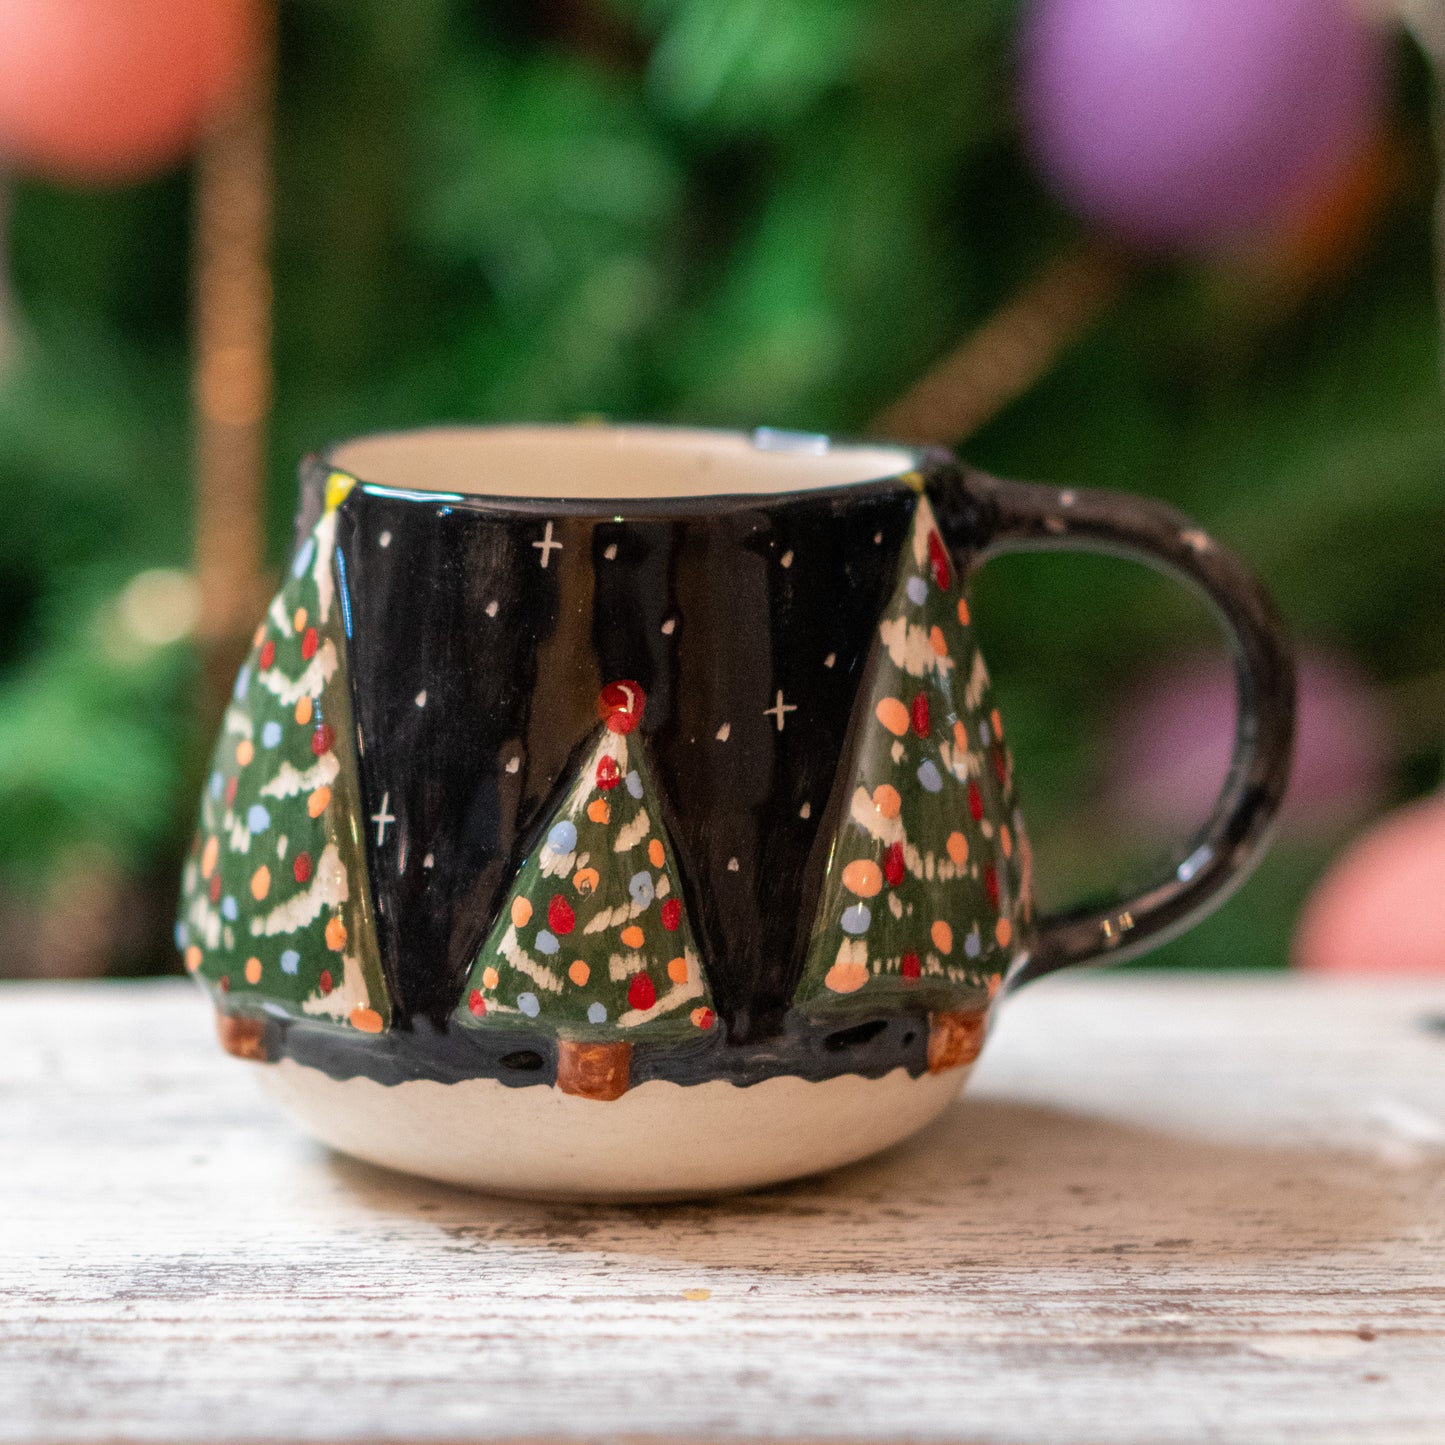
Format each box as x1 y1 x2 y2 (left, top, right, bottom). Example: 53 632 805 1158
3 974 1444 1445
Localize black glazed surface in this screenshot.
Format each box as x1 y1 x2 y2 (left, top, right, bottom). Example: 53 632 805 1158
289 448 967 1087
340 482 930 1037
253 431 1293 1090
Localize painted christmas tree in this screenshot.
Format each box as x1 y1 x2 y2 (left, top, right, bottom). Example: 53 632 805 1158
793 493 1028 1071
457 681 715 1100
177 473 390 1054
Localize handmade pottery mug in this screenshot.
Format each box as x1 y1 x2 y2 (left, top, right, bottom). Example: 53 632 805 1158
178 424 1294 1199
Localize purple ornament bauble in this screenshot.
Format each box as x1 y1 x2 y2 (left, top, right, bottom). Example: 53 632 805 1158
1106 649 1388 839
1019 0 1388 250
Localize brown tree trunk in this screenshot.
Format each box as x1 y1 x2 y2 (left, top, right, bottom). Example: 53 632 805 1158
216 1011 269 1063
557 1039 632 1100
927 1008 988 1073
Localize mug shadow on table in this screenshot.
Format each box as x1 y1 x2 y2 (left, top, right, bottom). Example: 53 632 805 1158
322 1094 1423 1273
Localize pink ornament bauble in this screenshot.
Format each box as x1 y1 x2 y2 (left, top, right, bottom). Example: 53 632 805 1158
0 0 257 184
1019 0 1388 249
1106 649 1388 839
1294 796 1445 976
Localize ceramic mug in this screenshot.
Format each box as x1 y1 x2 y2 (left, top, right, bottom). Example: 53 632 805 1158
177 424 1294 1199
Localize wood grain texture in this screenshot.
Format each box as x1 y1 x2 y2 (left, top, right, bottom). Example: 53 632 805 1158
2 974 1443 1445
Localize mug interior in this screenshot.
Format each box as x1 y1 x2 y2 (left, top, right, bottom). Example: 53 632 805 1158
330 425 917 501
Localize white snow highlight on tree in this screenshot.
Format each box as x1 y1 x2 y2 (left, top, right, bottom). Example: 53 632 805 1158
260 751 340 800
302 952 369 1020
223 704 253 739
497 924 563 994
311 509 337 626
258 638 338 709
618 948 706 1027
250 843 347 937
267 592 295 639
879 613 954 680
614 808 650 852
849 785 905 846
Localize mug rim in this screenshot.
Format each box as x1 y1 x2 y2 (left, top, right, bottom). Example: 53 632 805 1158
319 421 938 515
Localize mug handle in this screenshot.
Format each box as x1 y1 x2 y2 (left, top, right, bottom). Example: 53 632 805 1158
942 470 1296 989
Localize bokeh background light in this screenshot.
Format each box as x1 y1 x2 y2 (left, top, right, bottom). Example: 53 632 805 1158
0 0 1441 981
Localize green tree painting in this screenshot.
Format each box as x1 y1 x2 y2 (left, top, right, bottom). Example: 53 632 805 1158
457 684 716 1099
794 495 1028 1067
177 478 389 1049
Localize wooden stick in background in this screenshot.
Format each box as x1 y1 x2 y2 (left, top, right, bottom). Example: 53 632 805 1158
192 0 275 711
870 244 1124 446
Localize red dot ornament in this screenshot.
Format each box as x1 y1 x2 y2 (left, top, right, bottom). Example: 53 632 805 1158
901 951 921 980
259 639 275 670
598 680 646 735
661 897 682 931
301 627 319 661
884 842 906 888
911 694 931 739
468 989 487 1017
293 853 312 885
627 972 657 1010
983 865 1000 910
311 723 335 757
927 531 951 590
547 894 576 936
968 781 984 822
596 756 621 791
319 969 333 995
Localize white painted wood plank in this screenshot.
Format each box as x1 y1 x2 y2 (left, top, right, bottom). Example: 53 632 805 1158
1 974 1443 1445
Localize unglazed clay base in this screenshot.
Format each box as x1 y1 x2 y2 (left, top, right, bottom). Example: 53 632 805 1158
258 1060 970 1201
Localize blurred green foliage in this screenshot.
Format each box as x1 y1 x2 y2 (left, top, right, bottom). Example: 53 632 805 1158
0 0 1440 973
